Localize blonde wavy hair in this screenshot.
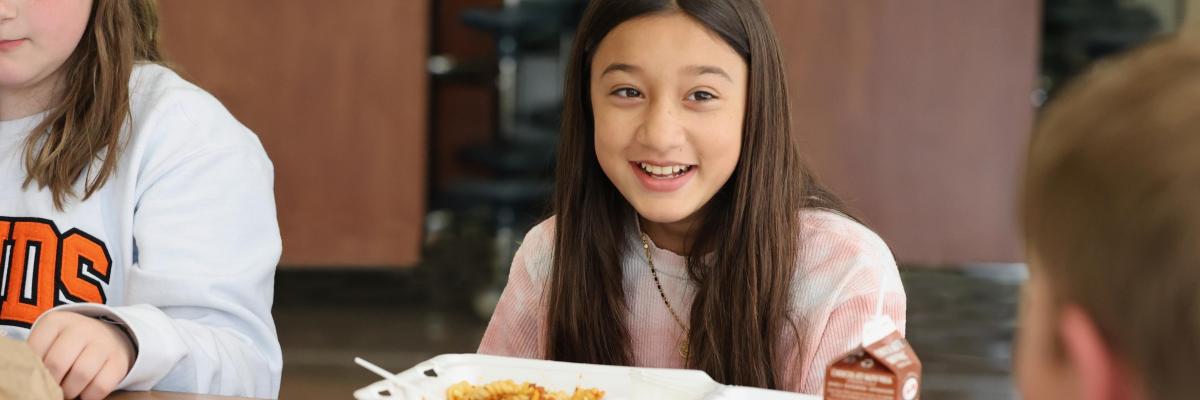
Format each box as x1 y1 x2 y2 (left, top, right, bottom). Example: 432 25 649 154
23 0 162 209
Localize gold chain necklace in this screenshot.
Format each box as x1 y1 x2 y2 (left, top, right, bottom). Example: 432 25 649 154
640 233 690 360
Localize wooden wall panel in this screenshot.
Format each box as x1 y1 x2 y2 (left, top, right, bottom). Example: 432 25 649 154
157 0 429 267
762 1 1040 264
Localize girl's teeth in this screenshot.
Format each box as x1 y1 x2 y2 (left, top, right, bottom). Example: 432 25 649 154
639 163 691 177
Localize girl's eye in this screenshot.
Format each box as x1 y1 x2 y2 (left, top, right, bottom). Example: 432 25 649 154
687 90 717 102
612 87 642 98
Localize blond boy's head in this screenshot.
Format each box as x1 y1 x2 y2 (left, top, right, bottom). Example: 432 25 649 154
1018 37 1200 400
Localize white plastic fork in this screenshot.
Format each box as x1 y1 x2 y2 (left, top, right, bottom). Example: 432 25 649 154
630 369 719 400
354 357 423 398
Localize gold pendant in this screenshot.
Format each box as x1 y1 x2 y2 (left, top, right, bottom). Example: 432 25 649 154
678 340 689 359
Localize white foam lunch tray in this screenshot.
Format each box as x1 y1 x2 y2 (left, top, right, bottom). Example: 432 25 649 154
353 353 819 400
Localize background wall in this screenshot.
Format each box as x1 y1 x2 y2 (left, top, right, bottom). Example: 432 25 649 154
156 1 1041 267
157 0 429 267
763 1 1040 264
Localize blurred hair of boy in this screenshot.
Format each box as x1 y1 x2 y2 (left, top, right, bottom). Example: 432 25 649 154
1018 36 1200 400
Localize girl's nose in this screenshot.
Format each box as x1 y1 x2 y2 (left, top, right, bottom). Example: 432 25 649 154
636 99 685 154
0 1 16 22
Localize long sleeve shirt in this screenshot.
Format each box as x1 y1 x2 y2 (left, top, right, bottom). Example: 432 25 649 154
479 210 906 394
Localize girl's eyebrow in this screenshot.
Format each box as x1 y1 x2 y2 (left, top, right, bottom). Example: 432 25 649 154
683 65 732 82
600 62 641 77
600 62 732 83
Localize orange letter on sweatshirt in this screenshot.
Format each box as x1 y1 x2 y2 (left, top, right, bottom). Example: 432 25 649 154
0 221 60 327
59 230 112 304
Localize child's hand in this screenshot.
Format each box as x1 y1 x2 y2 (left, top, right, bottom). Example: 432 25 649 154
27 311 136 400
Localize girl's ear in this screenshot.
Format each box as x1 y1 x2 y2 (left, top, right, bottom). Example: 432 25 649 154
1058 305 1142 400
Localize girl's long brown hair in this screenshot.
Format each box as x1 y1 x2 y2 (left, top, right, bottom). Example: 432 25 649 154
23 0 162 209
546 0 853 389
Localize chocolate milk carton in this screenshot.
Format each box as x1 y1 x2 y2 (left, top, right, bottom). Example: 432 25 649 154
824 317 921 400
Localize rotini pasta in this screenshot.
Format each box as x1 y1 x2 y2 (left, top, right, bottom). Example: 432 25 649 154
445 380 605 400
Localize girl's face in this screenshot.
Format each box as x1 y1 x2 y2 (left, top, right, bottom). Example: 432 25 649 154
0 0 92 99
590 12 747 227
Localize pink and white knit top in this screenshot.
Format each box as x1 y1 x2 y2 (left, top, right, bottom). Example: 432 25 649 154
478 210 907 394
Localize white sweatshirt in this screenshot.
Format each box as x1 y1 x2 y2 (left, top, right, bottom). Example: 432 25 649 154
0 64 282 397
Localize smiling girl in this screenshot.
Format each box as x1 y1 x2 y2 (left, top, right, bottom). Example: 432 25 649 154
478 0 906 393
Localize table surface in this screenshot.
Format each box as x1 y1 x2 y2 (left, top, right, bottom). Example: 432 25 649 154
107 392 261 400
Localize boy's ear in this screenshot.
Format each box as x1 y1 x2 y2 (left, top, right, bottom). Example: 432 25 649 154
1058 305 1140 400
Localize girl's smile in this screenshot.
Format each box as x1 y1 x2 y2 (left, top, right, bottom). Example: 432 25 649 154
629 161 698 192
0 38 27 51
